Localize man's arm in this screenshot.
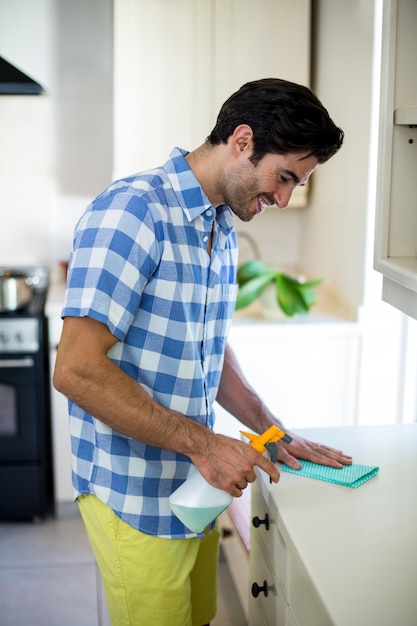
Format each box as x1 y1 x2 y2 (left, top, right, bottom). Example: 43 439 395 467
53 316 279 496
216 343 352 469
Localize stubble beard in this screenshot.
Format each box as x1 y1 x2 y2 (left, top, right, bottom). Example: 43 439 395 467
217 163 260 223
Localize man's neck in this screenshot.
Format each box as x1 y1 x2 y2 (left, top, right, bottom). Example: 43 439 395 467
185 142 225 208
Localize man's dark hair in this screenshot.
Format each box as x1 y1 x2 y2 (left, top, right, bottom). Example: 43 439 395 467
207 78 344 165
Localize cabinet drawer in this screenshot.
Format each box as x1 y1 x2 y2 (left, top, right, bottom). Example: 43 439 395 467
288 549 333 626
251 479 333 626
287 609 300 626
251 480 288 594
249 533 287 626
218 510 249 620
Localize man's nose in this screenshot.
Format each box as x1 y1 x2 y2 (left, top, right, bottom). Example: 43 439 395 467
274 187 294 209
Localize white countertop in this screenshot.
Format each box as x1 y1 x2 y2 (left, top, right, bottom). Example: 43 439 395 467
45 279 355 327
257 424 417 626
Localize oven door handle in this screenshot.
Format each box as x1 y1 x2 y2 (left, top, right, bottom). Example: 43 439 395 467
0 357 35 368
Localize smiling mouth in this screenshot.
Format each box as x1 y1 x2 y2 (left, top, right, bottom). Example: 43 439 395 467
258 196 278 213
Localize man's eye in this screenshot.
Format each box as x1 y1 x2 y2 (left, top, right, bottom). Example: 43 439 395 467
280 175 289 184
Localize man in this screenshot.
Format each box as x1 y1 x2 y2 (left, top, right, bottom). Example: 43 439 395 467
54 78 351 626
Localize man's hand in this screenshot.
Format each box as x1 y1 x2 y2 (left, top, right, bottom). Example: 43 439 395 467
277 433 353 470
190 433 280 498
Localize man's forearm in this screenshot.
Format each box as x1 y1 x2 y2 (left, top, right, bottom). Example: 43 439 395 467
216 343 285 434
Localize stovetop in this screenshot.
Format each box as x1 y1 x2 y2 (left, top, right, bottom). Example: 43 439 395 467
0 266 49 353
0 266 48 319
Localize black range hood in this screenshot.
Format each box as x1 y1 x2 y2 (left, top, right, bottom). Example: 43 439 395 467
0 55 44 95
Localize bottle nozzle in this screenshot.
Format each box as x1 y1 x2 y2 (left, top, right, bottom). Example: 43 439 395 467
240 425 292 452
241 425 292 483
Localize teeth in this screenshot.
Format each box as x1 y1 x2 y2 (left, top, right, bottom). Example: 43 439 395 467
259 198 278 212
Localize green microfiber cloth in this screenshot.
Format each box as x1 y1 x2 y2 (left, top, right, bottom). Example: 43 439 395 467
281 461 379 488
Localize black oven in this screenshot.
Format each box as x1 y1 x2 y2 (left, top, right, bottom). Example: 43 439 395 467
0 267 52 520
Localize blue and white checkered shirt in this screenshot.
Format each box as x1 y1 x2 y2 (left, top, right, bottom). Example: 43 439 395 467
62 148 238 538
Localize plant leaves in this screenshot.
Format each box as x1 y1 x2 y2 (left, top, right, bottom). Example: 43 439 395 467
235 274 274 310
281 273 323 288
297 284 318 309
236 260 275 286
301 277 323 288
276 274 309 316
236 262 322 316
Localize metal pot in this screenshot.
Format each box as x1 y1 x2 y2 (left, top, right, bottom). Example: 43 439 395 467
0 271 34 312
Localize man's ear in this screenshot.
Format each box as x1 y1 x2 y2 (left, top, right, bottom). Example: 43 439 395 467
230 124 254 156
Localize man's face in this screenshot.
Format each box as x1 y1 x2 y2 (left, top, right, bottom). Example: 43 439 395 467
218 151 318 222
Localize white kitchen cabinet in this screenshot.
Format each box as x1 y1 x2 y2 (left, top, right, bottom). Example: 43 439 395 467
249 479 332 626
215 314 360 437
218 502 251 621
214 313 359 621
374 0 417 319
248 424 417 626
46 283 75 516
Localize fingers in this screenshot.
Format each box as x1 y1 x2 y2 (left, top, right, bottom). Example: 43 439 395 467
230 476 250 498
278 435 352 470
233 471 270 497
315 441 349 457
312 442 353 467
254 453 280 484
231 457 280 497
195 434 281 496
235 481 247 490
231 466 259 496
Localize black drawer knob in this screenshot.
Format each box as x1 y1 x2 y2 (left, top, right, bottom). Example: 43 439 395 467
251 580 269 598
221 527 233 539
252 513 269 530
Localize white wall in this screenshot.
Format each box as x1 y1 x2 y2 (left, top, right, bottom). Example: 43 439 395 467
0 0 112 268
0 0 54 89
0 0 53 266
113 0 312 273
0 0 373 310
300 0 375 319
0 95 52 265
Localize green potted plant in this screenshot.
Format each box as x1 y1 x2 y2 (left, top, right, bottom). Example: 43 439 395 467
235 259 322 318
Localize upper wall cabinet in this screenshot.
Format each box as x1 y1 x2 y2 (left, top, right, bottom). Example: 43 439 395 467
374 0 417 319
113 0 310 205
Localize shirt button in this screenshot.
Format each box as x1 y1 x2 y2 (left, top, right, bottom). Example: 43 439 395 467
202 235 209 243
206 210 213 217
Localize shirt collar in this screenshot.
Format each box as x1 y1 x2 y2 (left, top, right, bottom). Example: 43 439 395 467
163 148 234 235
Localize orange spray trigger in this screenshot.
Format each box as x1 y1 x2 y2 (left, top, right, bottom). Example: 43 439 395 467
241 425 292 483
240 425 292 452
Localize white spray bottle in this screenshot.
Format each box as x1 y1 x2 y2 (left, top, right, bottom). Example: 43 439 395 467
168 425 291 533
